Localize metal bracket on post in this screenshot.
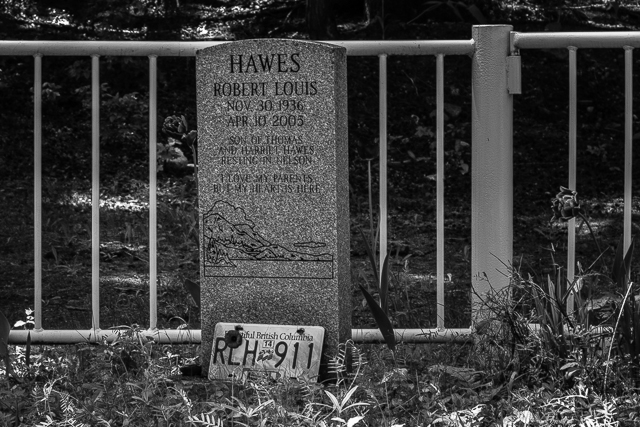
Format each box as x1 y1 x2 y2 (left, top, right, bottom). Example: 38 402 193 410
507 55 521 95
507 31 521 95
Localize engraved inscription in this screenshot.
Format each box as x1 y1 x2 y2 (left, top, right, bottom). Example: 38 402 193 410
208 49 324 191
198 42 342 280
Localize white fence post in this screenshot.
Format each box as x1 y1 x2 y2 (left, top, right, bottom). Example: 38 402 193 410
471 25 514 319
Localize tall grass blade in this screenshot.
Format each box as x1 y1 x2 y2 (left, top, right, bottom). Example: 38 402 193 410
346 416 365 427
530 280 546 325
0 311 8 356
359 284 396 352
612 235 634 288
562 277 582 305
445 2 465 21
367 159 374 248
572 281 587 328
380 254 390 315
561 277 584 323
359 229 379 284
26 331 31 368
612 235 625 286
373 218 380 260
622 237 635 287
556 266 563 303
547 275 559 328
324 389 340 411
531 280 554 330
634 302 640 362
183 279 201 308
585 249 607 274
607 280 637 385
340 385 359 409
622 301 633 351
468 4 488 24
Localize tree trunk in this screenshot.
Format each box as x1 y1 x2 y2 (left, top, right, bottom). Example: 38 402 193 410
306 0 338 40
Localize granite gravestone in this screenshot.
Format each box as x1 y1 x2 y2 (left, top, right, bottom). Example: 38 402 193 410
196 39 350 376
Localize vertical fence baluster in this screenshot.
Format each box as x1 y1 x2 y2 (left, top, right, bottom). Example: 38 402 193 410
149 55 158 330
436 54 445 329
34 54 43 331
624 46 633 253
91 55 100 330
379 54 388 280
567 46 577 312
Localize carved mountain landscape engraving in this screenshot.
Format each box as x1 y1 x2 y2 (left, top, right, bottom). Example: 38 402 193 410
203 200 334 278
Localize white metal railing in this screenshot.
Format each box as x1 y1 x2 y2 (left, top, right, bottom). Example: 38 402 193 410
512 31 636 310
4 38 477 344
6 27 636 345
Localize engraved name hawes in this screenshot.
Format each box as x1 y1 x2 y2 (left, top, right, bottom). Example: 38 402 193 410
230 53 301 74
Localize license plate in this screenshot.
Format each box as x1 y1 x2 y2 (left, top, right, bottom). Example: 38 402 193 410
208 323 325 381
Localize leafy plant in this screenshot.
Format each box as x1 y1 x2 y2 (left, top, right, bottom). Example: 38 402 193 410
327 339 368 389
357 146 396 352
317 344 369 424
13 309 34 370
546 186 640 384
322 385 367 420
14 308 35 331
209 396 274 426
364 159 379 260
359 243 396 352
527 269 582 360
471 186 638 392
188 412 224 426
607 236 639 386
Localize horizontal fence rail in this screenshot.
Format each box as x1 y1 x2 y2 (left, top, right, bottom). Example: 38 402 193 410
513 32 637 310
7 328 474 345
0 40 475 57
2 38 478 345
512 31 640 49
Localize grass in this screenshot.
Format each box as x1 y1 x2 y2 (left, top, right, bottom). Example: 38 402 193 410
3 245 640 425
2 319 639 426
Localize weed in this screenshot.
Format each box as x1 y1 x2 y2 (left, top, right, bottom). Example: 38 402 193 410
2 311 639 426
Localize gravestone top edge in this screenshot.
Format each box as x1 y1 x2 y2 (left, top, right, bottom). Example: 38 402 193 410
195 39 346 56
